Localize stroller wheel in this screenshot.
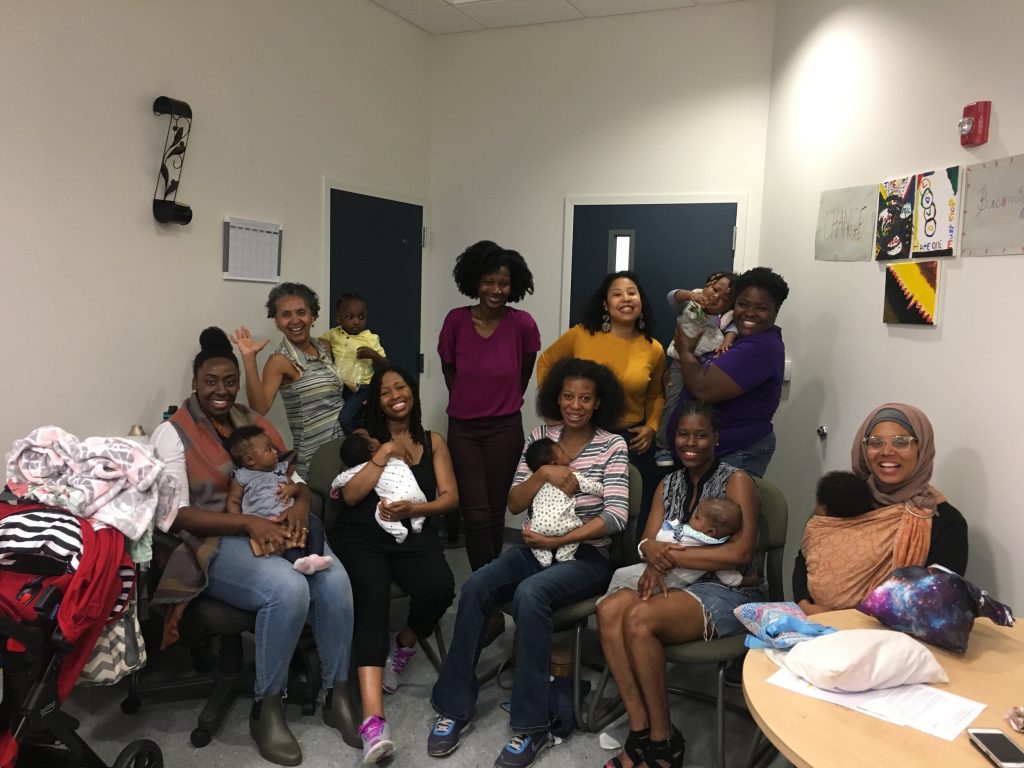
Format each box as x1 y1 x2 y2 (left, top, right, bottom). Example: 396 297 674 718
113 739 163 768
190 727 212 748
120 695 141 714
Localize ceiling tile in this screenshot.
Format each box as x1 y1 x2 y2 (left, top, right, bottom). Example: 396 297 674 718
456 0 583 29
373 0 447 12
569 0 695 18
400 6 485 33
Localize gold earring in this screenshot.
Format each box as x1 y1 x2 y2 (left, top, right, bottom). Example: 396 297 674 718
601 313 611 333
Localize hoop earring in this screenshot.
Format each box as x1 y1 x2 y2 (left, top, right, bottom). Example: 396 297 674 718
601 313 611 333
638 317 645 331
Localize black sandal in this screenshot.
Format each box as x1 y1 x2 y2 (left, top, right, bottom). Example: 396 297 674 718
638 726 685 768
604 726 650 768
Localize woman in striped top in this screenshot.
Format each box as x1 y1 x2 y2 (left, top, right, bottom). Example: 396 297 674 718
231 283 345 479
428 358 629 767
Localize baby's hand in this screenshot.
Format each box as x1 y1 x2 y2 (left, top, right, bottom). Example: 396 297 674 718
276 482 301 503
715 332 738 356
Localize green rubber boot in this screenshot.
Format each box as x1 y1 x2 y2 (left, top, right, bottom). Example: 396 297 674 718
322 680 361 749
249 694 302 766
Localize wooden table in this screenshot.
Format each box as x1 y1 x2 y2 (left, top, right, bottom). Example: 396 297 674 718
742 609 1024 768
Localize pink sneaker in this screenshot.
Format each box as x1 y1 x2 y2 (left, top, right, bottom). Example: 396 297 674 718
382 632 417 694
358 714 394 764
292 555 333 575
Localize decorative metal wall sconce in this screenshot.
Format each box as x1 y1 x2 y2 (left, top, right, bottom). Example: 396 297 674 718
152 96 193 224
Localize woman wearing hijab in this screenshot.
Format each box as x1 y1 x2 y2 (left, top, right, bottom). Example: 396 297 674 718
792 403 969 614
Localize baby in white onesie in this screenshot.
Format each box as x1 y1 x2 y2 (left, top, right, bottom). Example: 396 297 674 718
524 438 604 567
331 433 426 544
655 496 744 586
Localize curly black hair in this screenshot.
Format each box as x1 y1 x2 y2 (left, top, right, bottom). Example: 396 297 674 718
334 292 365 314
226 425 266 465
524 437 559 474
579 271 655 341
192 326 238 376
731 267 790 311
536 357 625 432
452 240 535 303
816 471 874 519
363 366 425 446
265 282 321 319
338 432 373 469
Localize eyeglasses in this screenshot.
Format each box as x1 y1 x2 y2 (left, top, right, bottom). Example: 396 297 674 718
862 435 918 451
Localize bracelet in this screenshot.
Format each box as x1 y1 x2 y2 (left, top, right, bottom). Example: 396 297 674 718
637 538 649 561
370 458 386 468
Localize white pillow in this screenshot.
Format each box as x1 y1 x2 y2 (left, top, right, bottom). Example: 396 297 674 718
769 629 948 692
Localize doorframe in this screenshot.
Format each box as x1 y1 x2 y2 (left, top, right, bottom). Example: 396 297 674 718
321 175 429 358
560 192 749 330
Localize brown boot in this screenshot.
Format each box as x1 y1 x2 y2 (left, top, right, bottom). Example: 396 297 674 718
322 680 361 749
249 694 301 766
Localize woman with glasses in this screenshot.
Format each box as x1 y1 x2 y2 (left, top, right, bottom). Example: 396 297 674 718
792 403 969 614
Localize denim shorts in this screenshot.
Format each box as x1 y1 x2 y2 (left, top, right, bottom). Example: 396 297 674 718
684 579 766 640
718 430 776 479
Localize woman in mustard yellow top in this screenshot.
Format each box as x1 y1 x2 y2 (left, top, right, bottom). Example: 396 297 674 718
537 271 666 534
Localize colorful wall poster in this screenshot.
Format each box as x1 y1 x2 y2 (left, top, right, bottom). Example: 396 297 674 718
875 176 916 261
883 260 939 325
814 185 876 261
912 166 959 258
961 153 1024 257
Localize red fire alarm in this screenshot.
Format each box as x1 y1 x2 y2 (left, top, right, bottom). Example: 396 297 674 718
959 101 991 147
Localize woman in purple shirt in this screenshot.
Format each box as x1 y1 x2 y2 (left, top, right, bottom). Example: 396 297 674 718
670 267 789 478
438 241 540 597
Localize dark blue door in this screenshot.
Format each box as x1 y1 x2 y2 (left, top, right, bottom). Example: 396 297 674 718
329 189 423 380
570 203 737 349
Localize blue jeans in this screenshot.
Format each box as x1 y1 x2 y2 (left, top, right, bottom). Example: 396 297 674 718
431 544 609 733
338 384 369 434
719 430 776 478
205 535 353 698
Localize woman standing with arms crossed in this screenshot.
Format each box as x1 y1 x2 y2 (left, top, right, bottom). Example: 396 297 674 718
438 242 539 577
231 282 345 479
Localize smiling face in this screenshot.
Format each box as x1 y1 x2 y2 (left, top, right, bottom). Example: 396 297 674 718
703 276 733 315
603 277 642 327
336 298 367 335
674 411 718 471
273 294 314 345
865 420 920 487
558 376 600 431
732 286 779 337
379 370 414 421
478 266 511 311
193 358 240 420
243 433 280 472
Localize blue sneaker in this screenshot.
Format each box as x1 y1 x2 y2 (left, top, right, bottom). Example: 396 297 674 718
655 448 675 467
493 731 554 768
427 715 470 757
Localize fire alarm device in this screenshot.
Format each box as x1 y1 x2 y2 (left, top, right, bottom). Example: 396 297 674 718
959 101 991 147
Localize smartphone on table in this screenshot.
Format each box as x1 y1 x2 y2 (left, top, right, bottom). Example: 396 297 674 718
969 729 1024 767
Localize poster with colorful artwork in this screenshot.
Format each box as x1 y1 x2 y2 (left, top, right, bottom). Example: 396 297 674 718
814 185 876 261
883 260 939 325
961 153 1024 257
912 166 959 258
875 176 916 260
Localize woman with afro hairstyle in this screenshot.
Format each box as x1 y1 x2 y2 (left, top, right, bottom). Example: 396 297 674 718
437 241 540 619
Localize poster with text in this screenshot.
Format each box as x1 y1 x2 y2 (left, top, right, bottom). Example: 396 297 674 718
875 176 916 260
814 185 876 261
883 260 939 325
961 153 1024 257
912 166 959 258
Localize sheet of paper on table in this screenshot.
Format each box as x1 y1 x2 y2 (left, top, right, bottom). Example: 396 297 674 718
767 667 986 740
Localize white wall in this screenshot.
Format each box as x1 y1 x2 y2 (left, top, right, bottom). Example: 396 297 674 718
0 0 430 452
762 0 1024 606
425 0 777 440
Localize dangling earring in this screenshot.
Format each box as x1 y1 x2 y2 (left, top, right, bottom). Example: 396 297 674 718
601 313 611 333
638 317 645 330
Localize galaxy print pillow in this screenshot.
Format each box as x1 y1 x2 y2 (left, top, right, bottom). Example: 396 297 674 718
858 565 1014 653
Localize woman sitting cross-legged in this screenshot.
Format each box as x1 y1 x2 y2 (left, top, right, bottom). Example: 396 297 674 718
328 366 458 764
595 400 763 768
150 327 355 767
428 357 630 768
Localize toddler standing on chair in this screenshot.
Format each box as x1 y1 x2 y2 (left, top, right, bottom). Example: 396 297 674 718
320 292 388 433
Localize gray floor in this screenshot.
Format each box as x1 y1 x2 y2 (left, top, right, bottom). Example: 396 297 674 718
64 542 792 768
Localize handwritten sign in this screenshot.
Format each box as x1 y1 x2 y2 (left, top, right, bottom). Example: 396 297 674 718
815 185 876 261
912 167 959 258
961 153 1024 257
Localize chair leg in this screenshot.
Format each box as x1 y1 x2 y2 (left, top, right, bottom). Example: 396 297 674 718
714 662 726 768
584 663 625 733
571 622 585 731
741 728 778 768
418 622 446 673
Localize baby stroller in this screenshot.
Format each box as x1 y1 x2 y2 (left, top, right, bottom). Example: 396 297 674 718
0 501 163 768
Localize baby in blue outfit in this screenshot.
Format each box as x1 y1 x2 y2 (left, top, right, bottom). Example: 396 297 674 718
655 496 743 586
226 425 332 575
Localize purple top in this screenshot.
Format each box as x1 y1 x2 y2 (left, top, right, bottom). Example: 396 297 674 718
438 306 541 420
675 325 784 456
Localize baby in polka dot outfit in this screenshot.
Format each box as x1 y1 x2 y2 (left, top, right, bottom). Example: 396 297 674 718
524 437 604 567
331 433 426 543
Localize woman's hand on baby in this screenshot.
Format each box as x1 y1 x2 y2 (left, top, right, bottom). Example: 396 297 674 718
521 520 561 550
274 503 310 548
627 425 655 454
638 566 668 600
378 441 412 465
673 324 700 358
540 465 579 496
229 326 270 358
643 539 684 572
380 498 416 522
243 515 292 554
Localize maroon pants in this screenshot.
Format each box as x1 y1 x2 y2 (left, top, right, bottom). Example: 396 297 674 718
446 412 525 571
